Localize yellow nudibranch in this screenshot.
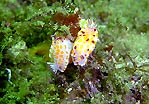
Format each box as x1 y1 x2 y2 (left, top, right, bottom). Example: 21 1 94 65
49 36 73 73
48 19 99 73
71 20 99 66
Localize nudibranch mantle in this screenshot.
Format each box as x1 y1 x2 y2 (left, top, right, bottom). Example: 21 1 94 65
49 36 73 73
71 20 99 66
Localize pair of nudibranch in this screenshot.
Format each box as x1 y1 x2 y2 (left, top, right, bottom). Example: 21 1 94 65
48 19 99 73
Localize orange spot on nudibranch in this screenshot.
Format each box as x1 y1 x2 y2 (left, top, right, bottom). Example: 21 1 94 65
55 55 58 59
60 51 64 54
60 45 62 49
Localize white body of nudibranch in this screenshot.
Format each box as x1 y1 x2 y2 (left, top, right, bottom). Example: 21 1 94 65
49 36 73 73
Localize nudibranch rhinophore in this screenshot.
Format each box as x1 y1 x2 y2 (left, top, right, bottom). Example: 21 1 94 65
49 36 73 73
71 20 99 66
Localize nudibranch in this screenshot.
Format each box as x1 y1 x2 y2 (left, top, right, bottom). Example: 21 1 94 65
71 20 99 66
49 36 73 73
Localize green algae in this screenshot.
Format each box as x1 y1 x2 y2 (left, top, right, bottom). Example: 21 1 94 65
0 0 149 103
